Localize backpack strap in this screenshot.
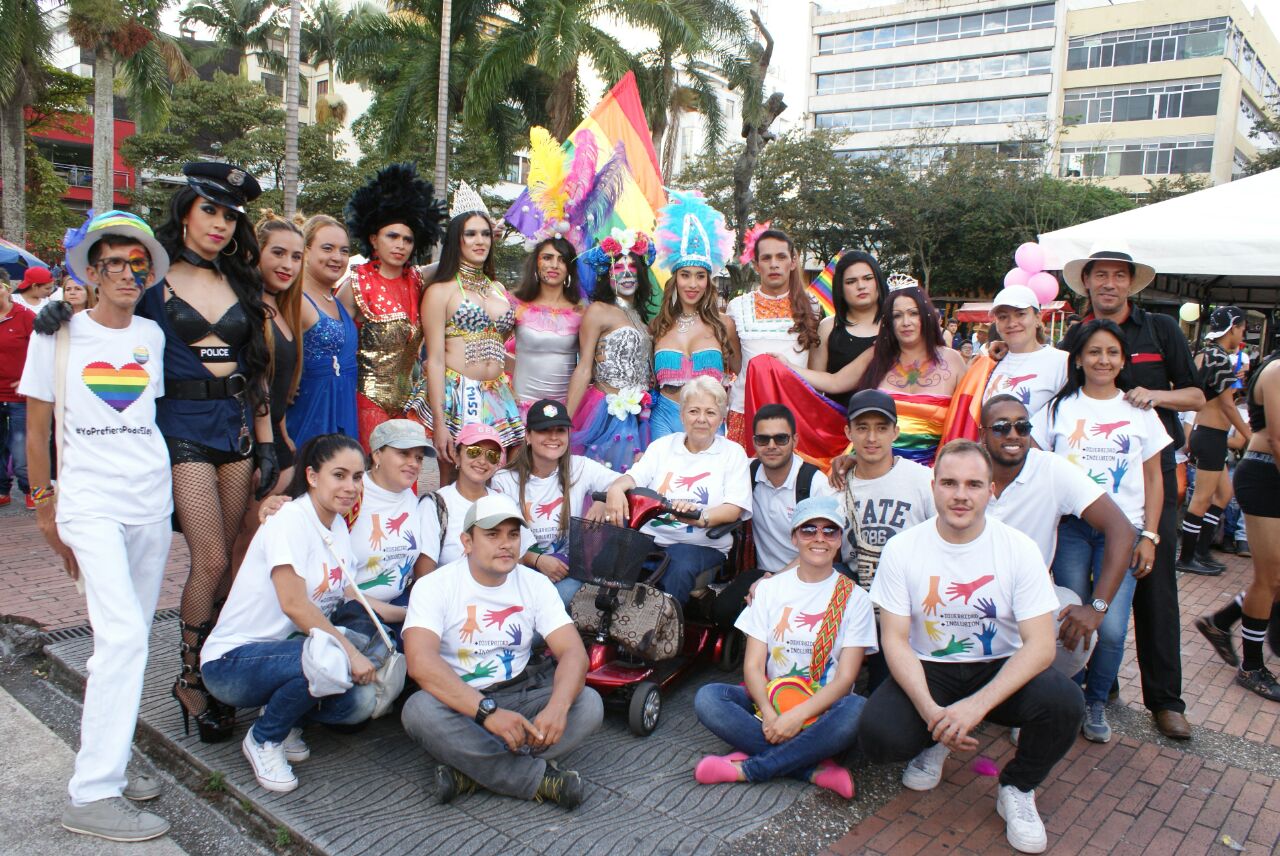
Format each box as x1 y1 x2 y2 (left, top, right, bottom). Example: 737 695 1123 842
420 491 448 553
796 461 820 503
750 459 761 483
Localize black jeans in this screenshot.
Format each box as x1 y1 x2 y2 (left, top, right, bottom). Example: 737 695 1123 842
1130 466 1184 713
858 659 1084 792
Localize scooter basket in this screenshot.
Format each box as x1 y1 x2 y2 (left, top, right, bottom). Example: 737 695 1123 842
568 518 656 587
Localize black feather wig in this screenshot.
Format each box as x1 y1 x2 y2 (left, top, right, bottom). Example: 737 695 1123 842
344 162 448 264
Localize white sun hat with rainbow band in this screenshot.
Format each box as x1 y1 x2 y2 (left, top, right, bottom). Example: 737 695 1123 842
64 210 170 285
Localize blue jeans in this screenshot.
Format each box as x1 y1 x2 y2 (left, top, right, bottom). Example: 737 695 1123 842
1051 516 1139 705
202 638 376 744
0 400 28 495
694 683 865 782
647 542 725 605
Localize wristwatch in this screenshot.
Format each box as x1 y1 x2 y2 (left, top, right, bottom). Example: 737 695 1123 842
1091 598 1109 614
1139 530 1160 545
475 696 497 726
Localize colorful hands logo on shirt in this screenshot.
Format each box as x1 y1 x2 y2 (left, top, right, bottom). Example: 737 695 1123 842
82 361 148 412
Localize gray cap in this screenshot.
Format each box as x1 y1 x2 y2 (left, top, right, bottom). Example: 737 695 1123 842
463 494 529 531
368 419 430 454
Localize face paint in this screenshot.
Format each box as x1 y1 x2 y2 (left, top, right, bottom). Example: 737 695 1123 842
127 247 151 288
611 255 639 296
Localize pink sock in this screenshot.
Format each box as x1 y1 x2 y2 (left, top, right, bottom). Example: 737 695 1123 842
812 761 855 799
694 755 743 784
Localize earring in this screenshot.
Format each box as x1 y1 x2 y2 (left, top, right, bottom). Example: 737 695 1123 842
221 237 239 256
670 287 680 307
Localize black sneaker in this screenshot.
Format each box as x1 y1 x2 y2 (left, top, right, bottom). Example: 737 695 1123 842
1236 539 1251 558
1195 552 1228 571
1177 556 1223 576
434 765 476 805
1195 616 1240 667
1235 666 1280 702
1270 603 1280 658
534 768 584 809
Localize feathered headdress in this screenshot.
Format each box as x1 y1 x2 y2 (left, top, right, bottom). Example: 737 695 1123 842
739 221 773 266
344 162 447 264
576 228 656 299
654 190 733 274
526 127 630 252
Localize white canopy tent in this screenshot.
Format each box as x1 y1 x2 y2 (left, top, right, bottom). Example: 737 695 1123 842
1038 168 1280 308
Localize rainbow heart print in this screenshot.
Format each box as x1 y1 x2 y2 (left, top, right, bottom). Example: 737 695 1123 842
82 361 149 412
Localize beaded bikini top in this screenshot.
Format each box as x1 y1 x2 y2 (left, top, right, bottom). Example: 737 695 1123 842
445 267 515 365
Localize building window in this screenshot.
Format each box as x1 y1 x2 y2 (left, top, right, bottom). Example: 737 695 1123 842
503 154 530 185
1227 26 1280 103
838 140 1043 171
261 72 283 98
1059 137 1214 178
317 79 329 98
1062 78 1220 125
1066 17 1228 71
817 2 1053 56
815 95 1048 132
816 48 1051 95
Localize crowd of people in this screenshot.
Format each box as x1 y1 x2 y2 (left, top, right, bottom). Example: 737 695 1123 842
3 158 1278 856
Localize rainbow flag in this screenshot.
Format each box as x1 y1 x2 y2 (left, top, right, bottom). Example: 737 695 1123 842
809 251 841 317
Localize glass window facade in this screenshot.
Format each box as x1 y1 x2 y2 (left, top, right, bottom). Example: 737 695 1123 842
816 95 1048 132
816 49 1051 95
818 3 1054 56
1059 137 1214 177
839 140 1044 170
1062 78 1220 125
1066 18 1228 70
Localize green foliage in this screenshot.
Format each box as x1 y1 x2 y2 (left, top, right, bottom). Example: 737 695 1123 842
204 771 227 793
25 65 93 136
23 151 79 261
274 827 292 848
1141 174 1208 204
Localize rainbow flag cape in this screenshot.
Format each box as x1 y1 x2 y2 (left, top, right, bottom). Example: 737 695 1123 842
743 355 847 471
939 355 996 446
808 251 841 318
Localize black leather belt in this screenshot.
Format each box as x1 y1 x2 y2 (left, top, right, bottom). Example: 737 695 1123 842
166 373 247 400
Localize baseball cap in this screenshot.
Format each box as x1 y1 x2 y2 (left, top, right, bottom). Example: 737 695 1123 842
526 398 572 431
463 493 529 531
991 284 1040 312
846 389 897 423
18 266 53 292
790 495 848 532
1205 305 1244 340
456 422 504 449
368 419 431 454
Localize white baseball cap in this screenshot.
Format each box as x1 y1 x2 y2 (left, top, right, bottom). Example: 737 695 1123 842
991 284 1040 312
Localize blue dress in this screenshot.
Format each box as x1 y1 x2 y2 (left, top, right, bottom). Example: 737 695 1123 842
286 294 358 447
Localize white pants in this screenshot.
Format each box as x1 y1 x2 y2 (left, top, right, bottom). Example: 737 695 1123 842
58 517 170 806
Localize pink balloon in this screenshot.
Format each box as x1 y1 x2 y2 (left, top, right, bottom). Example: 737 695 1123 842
1015 242 1045 274
1027 271 1059 304
1003 267 1030 288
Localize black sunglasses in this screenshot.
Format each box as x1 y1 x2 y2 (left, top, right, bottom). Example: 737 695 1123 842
753 432 793 447
988 419 1033 437
797 523 841 538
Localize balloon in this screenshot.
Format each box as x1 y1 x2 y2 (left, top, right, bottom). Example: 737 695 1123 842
1015 242 1045 274
1003 268 1030 288
1027 272 1059 304
1179 303 1200 323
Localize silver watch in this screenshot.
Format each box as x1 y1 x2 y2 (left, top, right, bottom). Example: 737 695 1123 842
1091 598 1109 614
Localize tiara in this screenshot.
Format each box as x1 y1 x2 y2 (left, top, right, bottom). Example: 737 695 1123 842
887 272 919 292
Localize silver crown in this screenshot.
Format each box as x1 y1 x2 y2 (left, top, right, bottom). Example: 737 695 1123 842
887 272 919 292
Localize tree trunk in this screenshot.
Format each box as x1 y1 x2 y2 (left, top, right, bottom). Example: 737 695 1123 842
433 0 452 205
0 98 26 242
661 101 681 183
92 46 115 215
283 0 301 217
548 68 577 141
649 57 673 157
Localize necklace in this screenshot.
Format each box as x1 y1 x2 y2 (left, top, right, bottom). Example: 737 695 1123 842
616 299 644 330
458 263 493 299
676 312 697 334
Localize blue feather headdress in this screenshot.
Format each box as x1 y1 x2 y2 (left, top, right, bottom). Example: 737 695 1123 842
577 228 656 299
654 190 733 274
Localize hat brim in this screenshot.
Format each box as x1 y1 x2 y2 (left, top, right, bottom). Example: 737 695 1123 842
188 177 247 214
67 226 170 286
469 514 529 531
1062 257 1156 297
847 406 897 423
791 514 846 532
528 416 573 430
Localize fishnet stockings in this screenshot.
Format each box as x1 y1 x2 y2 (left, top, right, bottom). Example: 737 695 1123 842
171 458 253 717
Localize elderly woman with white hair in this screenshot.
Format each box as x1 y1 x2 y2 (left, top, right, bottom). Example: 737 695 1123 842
604 375 752 604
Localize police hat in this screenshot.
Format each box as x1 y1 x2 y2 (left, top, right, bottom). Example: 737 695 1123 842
182 162 262 213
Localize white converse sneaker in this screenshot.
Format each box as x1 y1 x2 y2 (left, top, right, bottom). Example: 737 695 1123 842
282 727 310 763
996 784 1047 853
242 730 298 793
901 742 950 791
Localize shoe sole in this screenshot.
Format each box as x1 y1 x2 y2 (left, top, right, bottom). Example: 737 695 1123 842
1195 617 1240 667
1081 728 1111 743
242 742 298 793
1177 563 1223 576
901 770 942 791
284 748 310 763
61 821 169 843
996 799 1047 854
122 789 161 802
1235 674 1280 702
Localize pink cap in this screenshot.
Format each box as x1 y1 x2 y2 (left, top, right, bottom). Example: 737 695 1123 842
455 423 505 464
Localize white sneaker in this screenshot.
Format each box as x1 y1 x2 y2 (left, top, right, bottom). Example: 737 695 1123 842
1010 727 1020 746
282 727 310 763
996 784 1047 853
901 742 950 791
242 730 298 793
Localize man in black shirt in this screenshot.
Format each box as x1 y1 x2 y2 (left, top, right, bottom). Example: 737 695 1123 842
1060 243 1205 740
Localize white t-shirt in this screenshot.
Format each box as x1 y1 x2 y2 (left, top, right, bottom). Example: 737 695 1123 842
871 517 1059 663
1031 391 1170 528
988 449 1105 566
18 312 171 524
726 290 813 413
750 456 838 572
983 346 1069 419
626 432 752 553
490 455 616 557
349 479 422 602
841 458 935 589
202 498 354 664
402 557 572 689
419 484 536 567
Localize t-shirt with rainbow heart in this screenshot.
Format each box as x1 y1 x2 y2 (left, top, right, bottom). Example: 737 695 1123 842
871 516 1060 663
18 312 171 524
402 556 571 690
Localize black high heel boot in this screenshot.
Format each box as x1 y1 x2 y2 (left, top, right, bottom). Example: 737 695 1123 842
172 620 235 743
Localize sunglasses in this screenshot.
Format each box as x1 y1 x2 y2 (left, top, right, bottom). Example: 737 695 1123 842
987 419 1033 437
96 256 152 276
463 445 501 464
753 432 793 447
797 523 842 539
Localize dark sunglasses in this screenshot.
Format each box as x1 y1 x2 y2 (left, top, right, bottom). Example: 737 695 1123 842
797 523 841 539
753 432 793 447
988 419 1033 437
463 445 501 464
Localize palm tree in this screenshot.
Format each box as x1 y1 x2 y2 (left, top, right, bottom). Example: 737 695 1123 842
434 0 451 196
301 0 345 81
0 0 52 242
179 0 285 77
283 0 300 216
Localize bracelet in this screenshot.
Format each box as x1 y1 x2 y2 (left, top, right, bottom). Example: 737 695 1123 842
535 554 544 571
29 486 55 507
